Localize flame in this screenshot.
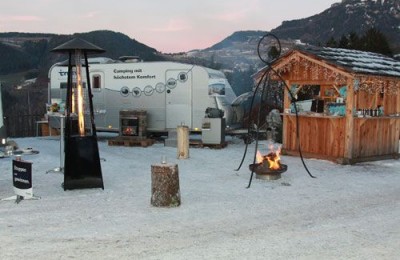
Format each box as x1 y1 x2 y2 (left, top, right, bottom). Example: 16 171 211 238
123 127 134 136
267 150 281 170
256 150 264 164
71 89 75 114
75 51 85 136
257 145 282 170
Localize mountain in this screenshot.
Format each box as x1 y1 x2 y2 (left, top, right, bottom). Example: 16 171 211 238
173 30 269 72
0 30 164 80
172 0 399 96
207 31 267 51
179 0 399 76
179 30 306 70
1 0 399 78
0 31 167 138
1 0 399 136
0 0 399 95
271 0 400 52
0 41 35 74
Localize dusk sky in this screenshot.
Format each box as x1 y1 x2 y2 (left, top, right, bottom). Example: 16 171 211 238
1 0 339 53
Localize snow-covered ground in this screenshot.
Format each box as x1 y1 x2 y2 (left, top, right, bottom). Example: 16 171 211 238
1 134 400 259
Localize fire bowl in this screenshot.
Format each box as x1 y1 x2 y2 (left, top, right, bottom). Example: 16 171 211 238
249 163 288 180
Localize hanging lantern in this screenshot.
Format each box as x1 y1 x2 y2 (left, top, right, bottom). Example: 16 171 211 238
51 38 105 190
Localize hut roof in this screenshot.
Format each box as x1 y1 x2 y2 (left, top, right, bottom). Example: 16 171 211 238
289 46 400 78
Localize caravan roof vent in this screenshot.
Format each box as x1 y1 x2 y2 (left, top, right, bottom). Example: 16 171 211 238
119 56 142 63
88 57 115 64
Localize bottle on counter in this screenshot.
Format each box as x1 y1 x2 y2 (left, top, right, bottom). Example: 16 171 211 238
378 106 384 116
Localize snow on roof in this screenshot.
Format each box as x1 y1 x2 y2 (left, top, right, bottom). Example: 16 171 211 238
298 46 400 78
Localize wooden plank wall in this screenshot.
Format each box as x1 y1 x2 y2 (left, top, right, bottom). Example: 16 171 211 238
352 118 400 158
283 116 346 159
357 89 398 115
383 92 400 115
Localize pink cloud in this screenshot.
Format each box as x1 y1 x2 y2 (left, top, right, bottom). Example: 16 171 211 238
82 11 101 19
8 15 44 22
211 0 260 22
215 11 246 22
150 18 191 32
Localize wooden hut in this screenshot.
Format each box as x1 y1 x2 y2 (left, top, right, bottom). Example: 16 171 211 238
258 46 400 164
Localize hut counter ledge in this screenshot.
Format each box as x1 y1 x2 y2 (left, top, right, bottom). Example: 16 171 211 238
282 112 400 119
282 112 344 119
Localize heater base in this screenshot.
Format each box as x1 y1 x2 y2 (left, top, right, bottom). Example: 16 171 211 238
64 136 104 190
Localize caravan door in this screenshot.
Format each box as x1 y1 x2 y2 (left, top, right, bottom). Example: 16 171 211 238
165 70 192 129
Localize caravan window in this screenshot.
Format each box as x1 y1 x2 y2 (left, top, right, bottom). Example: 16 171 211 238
208 83 225 96
92 74 101 89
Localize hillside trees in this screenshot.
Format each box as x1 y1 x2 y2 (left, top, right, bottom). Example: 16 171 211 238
22 39 48 67
0 43 34 74
325 27 392 56
225 66 256 96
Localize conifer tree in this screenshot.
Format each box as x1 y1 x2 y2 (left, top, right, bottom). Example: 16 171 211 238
348 32 362 50
325 37 337 48
338 35 349 48
361 27 392 56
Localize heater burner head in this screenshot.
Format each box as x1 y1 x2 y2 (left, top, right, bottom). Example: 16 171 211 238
51 38 105 54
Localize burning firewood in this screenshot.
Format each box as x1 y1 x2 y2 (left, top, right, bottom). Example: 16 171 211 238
250 145 287 180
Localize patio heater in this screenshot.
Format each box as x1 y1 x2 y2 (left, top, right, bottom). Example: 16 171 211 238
51 38 104 190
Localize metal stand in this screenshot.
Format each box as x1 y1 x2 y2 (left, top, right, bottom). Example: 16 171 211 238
1 195 41 204
46 115 65 174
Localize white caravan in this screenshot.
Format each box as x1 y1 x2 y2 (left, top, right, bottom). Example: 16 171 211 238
48 57 236 133
0 83 6 145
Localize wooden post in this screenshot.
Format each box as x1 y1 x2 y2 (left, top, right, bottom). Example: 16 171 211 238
282 80 291 151
151 163 181 207
344 78 355 163
177 125 189 159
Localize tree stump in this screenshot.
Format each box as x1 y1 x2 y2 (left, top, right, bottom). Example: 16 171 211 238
177 125 189 159
151 163 181 207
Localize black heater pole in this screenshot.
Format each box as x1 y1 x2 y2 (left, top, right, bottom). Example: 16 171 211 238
83 52 97 137
51 38 105 190
65 51 73 141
